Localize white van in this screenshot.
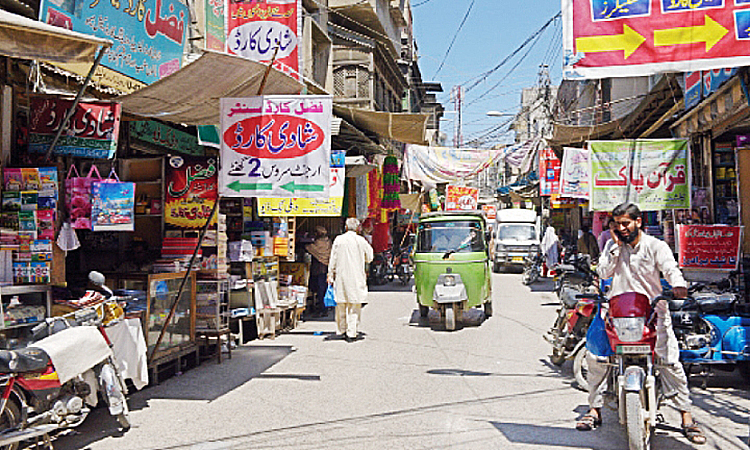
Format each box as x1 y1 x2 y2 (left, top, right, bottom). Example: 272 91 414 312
493 209 540 272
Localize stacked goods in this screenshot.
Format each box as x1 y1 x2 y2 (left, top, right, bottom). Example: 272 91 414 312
4 304 46 327
2 168 57 284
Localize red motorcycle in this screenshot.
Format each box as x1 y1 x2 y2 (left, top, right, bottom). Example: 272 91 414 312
595 292 665 450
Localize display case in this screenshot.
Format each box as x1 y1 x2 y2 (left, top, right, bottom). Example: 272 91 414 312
195 279 229 332
713 142 739 225
145 271 195 360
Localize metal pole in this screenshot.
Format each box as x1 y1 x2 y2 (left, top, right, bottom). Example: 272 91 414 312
44 46 107 162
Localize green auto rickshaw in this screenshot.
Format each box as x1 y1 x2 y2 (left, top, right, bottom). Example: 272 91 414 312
414 212 493 330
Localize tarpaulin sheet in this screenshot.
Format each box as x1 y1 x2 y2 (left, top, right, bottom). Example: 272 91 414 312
119 50 303 125
333 105 428 145
0 9 111 63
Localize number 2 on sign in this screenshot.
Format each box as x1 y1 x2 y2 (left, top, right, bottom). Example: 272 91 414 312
247 157 261 177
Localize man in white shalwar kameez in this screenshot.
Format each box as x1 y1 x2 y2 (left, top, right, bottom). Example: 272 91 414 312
328 218 373 342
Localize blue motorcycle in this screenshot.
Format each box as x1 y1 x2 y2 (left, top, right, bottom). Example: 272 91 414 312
670 278 750 386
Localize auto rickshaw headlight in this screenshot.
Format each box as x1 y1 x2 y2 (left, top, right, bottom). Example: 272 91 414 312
444 275 456 286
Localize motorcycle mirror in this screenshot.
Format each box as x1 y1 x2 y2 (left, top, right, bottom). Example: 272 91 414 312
89 271 106 287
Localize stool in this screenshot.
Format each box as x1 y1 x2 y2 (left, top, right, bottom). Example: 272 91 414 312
197 328 232 363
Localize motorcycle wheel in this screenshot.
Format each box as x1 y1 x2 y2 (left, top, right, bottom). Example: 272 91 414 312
522 268 532 285
550 348 566 366
573 347 589 392
419 304 429 318
445 304 456 331
625 391 650 450
398 267 410 285
549 309 567 366
0 399 21 450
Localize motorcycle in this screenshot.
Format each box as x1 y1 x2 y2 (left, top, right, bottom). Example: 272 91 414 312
592 292 669 450
670 274 750 387
521 249 543 285
393 247 412 285
545 254 600 377
368 249 393 285
0 272 130 448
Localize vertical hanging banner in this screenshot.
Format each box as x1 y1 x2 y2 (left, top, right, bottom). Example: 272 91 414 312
539 147 561 196
589 139 690 211
206 0 225 51
559 147 590 199
677 225 742 270
219 95 332 198
563 1 750 79
39 0 188 92
165 156 218 228
257 150 345 216
29 98 121 159
226 0 301 79
445 185 478 211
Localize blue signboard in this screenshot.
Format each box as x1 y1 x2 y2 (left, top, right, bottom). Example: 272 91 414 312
39 0 188 86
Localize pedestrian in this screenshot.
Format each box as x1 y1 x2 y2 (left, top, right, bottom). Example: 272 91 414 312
577 224 600 261
328 218 374 342
597 218 615 252
540 224 560 276
305 226 331 317
575 202 706 445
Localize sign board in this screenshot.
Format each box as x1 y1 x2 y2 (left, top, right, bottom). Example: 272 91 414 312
563 1 750 79
258 150 344 216
226 0 301 79
677 224 742 270
39 0 188 90
589 139 690 211
29 98 120 159
130 121 203 156
445 185 478 211
482 204 497 220
539 147 561 196
219 95 332 198
559 147 590 199
165 156 218 228
205 0 225 51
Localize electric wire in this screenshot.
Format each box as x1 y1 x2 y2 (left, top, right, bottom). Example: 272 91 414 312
432 0 476 79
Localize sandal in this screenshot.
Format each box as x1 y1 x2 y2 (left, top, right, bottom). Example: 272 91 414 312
682 422 706 445
575 413 602 431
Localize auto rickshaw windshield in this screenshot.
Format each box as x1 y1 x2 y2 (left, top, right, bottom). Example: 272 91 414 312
417 221 485 254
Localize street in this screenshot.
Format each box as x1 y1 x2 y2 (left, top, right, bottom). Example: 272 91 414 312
56 272 749 450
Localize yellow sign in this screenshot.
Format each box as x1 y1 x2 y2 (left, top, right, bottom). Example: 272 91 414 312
164 198 218 228
51 62 146 94
654 15 728 52
257 198 343 217
575 24 645 59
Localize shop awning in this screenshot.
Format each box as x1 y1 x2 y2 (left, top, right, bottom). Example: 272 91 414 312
118 50 304 126
345 155 377 178
333 104 429 145
0 9 111 63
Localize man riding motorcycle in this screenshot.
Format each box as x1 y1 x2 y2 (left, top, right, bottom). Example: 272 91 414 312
575 202 706 445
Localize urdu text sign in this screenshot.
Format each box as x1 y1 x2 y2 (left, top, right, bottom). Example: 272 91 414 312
563 0 750 79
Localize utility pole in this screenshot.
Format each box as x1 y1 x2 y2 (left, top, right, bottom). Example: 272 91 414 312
451 85 463 147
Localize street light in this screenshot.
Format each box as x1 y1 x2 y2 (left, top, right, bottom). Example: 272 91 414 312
486 111 516 117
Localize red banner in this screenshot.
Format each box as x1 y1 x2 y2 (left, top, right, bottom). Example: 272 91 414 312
539 147 560 196
225 0 301 79
677 225 742 270
165 156 218 228
28 98 121 159
563 0 750 79
445 185 478 211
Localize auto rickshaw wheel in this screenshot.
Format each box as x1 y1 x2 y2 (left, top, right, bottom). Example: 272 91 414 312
445 304 456 331
484 301 493 317
419 304 429 318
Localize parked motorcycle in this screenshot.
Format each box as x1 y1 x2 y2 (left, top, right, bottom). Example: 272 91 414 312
670 274 750 386
521 249 543 285
368 249 393 285
0 272 130 448
545 254 600 375
393 247 412 285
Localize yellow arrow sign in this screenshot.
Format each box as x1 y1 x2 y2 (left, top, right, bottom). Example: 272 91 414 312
575 24 646 59
654 15 728 52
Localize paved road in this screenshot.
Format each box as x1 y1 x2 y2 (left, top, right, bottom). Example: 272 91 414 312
55 272 749 449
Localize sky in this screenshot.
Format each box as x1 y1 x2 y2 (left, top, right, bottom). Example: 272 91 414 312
411 0 563 148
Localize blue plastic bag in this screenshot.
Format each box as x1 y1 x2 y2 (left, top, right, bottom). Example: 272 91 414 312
324 285 336 307
586 305 613 357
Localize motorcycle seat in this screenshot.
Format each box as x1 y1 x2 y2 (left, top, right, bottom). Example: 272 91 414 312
694 293 736 314
0 347 50 374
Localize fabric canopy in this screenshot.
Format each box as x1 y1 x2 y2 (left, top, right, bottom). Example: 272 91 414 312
333 105 428 145
345 155 376 178
404 144 504 187
0 9 111 63
118 50 304 125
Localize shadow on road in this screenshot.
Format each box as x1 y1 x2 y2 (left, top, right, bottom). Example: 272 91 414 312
407 308 486 331
490 421 695 449
527 277 556 293
368 279 414 292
